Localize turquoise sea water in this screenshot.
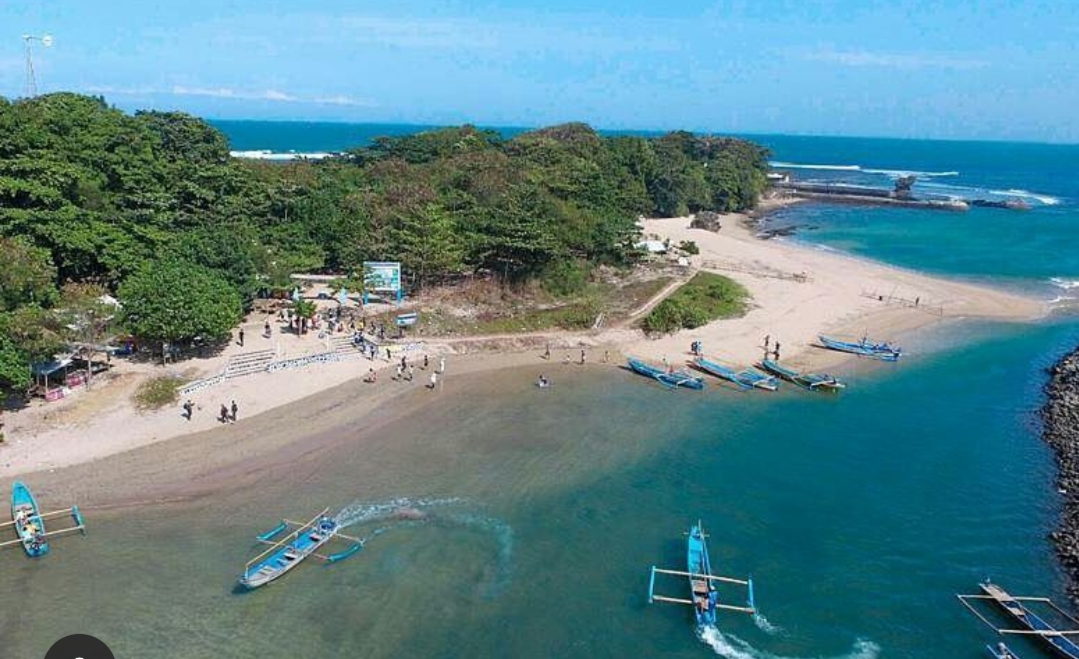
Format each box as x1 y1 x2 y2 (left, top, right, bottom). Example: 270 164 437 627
4 127 1079 657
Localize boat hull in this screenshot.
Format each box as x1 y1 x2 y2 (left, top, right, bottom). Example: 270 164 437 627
687 523 717 627
628 358 705 390
694 358 778 391
759 359 845 392
818 335 901 361
11 481 49 557
980 582 1079 659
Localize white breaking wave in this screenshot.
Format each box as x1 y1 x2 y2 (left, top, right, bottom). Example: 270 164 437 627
990 188 1061 206
1050 278 1079 290
770 161 958 178
698 626 880 659
230 149 337 161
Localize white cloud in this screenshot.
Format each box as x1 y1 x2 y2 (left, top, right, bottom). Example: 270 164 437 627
805 49 987 71
82 84 373 107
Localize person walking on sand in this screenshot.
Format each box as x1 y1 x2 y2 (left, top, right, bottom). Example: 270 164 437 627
230 400 238 423
182 399 194 421
238 328 245 347
407 365 415 381
264 320 271 337
439 356 446 374
429 372 438 389
543 344 551 360
219 404 230 424
603 350 609 363
401 355 407 370
424 354 429 369
580 349 586 365
774 342 781 361
396 364 403 381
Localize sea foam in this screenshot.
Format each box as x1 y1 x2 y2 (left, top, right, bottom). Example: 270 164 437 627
230 149 337 161
698 626 880 659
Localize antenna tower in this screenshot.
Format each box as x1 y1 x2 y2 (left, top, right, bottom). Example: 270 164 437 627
22 34 52 97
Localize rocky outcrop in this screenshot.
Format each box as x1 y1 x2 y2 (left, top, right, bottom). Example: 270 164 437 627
1043 347 1079 603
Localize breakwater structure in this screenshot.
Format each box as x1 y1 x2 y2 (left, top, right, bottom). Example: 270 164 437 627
1042 346 1079 603
770 172 1031 212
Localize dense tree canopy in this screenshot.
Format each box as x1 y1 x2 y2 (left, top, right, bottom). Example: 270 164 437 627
0 92 770 393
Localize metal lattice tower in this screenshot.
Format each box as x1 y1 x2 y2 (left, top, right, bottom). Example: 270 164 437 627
22 34 52 97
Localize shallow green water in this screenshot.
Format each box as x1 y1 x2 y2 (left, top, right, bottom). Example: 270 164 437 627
2 319 1076 658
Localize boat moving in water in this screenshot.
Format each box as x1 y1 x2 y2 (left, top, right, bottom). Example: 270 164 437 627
0 481 86 558
239 508 364 589
692 357 778 391
648 520 757 628
759 359 846 392
627 357 705 390
818 334 902 361
958 581 1079 659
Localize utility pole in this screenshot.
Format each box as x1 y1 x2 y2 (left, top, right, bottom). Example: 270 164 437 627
22 34 52 97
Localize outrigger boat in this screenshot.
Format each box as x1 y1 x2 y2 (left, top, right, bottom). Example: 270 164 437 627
759 359 845 392
0 481 86 558
648 520 757 628
239 508 364 589
692 357 778 392
958 581 1079 659
627 357 705 390
818 334 902 361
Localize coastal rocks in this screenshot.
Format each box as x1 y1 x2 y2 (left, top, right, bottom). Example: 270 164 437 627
690 211 723 232
1041 347 1079 603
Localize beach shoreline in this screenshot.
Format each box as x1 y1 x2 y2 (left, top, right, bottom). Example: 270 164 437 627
0 204 1049 485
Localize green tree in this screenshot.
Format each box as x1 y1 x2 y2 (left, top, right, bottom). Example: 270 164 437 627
118 260 242 352
391 204 463 290
0 236 58 310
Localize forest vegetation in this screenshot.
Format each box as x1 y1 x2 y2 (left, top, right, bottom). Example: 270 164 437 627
0 93 770 394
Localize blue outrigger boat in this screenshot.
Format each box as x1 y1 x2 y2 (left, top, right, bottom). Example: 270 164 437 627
959 581 1079 659
0 481 86 558
693 357 778 392
759 359 845 392
818 334 902 361
240 508 363 589
627 358 705 390
648 520 757 628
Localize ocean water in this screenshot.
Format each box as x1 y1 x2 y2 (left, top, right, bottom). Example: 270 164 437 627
4 127 1079 658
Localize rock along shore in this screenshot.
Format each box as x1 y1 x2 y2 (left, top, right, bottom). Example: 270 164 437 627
1043 347 1079 603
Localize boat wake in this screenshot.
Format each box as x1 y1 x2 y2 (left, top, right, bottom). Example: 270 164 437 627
698 626 879 659
332 497 514 597
753 613 783 635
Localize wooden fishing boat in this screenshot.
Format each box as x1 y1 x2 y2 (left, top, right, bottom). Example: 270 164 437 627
0 481 86 558
959 581 1079 659
987 642 1022 659
693 357 778 391
818 334 902 361
648 520 757 629
759 359 845 392
627 358 705 390
240 509 364 589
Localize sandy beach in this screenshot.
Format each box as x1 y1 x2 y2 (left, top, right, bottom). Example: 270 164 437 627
0 206 1047 483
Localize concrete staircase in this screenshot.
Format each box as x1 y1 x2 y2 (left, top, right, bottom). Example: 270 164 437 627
329 335 365 358
223 349 275 379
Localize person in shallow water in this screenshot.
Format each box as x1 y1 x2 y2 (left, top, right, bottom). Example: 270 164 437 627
536 375 550 387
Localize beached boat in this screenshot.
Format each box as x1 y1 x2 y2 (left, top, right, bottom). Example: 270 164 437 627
693 357 778 391
959 581 1079 659
759 359 845 392
648 520 757 629
627 358 705 390
240 509 364 589
987 643 1022 659
0 481 86 558
818 335 902 361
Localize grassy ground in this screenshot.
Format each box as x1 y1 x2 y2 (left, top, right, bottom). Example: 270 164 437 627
641 271 750 333
133 375 187 410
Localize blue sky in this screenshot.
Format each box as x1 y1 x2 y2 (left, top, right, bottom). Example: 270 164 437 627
4 1 1078 142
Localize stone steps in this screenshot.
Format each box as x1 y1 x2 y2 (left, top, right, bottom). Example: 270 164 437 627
223 349 275 379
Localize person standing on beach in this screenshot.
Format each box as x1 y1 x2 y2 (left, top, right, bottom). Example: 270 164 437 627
774 342 781 361
219 404 229 424
264 320 271 337
424 354 429 369
407 365 415 381
603 350 609 363
182 399 194 421
230 400 238 423
544 344 551 360
386 348 392 361
580 349 586 365
396 364 403 380
429 372 438 389
439 356 446 374
401 355 407 371
238 328 245 347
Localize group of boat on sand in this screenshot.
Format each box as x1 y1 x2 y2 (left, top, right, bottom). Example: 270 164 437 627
626 333 901 393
